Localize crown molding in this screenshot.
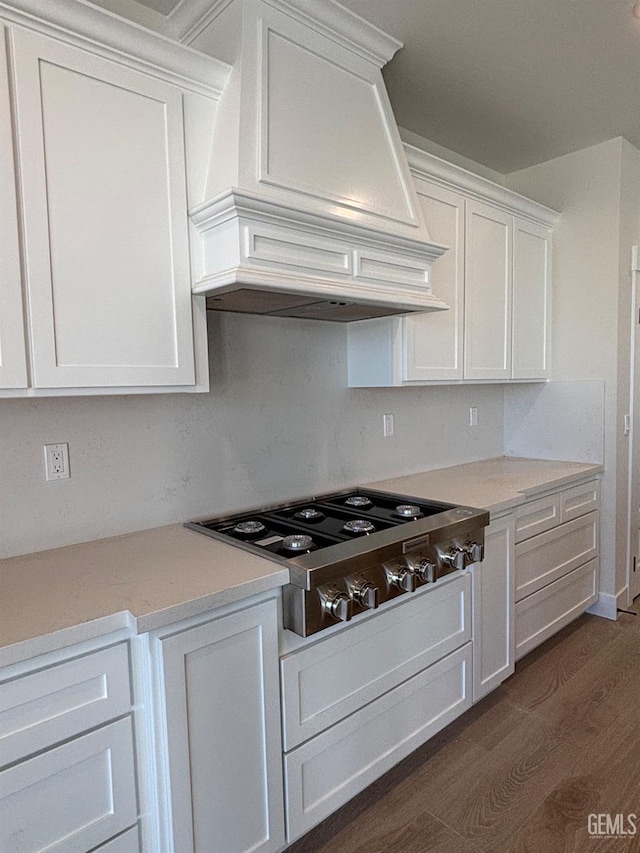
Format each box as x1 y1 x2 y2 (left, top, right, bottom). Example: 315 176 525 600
164 0 401 66
0 0 230 96
404 142 560 227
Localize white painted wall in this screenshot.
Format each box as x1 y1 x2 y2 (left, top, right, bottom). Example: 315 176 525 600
506 137 640 608
0 314 504 558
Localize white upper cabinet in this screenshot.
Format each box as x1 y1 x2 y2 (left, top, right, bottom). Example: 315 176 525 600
11 27 194 389
0 23 28 389
512 217 551 379
463 199 513 381
0 3 228 396
348 146 558 387
404 181 465 381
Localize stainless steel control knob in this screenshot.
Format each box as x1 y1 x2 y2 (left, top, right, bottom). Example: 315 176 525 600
324 592 353 622
409 557 436 583
465 541 484 563
352 581 380 609
391 567 417 593
443 547 467 571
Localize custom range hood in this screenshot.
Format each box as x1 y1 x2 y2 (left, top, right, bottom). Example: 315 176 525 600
165 0 448 321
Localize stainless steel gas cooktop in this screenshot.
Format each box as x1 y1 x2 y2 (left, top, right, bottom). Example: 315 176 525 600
187 488 490 636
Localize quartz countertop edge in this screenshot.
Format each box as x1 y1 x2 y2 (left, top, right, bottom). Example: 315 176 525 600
0 456 603 669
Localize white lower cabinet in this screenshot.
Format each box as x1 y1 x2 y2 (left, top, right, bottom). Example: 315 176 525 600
0 638 139 853
147 595 285 853
281 575 472 843
514 478 600 660
470 514 515 702
284 644 471 841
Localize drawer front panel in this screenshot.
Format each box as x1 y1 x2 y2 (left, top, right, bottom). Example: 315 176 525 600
514 493 560 543
515 559 598 660
284 644 472 842
0 643 131 767
281 576 470 750
561 480 600 523
0 717 138 853
515 512 599 601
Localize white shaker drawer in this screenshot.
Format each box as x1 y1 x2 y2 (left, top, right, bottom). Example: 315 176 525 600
515 512 599 602
0 643 131 767
280 575 470 750
0 716 138 853
284 643 472 842
561 480 600 523
515 559 599 660
514 493 560 543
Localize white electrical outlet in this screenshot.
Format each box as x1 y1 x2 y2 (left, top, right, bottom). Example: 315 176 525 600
469 407 478 427
44 443 70 481
383 413 395 437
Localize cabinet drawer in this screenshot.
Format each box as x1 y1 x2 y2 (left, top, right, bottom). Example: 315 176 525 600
515 559 598 660
0 716 137 853
514 493 560 543
515 512 599 602
0 643 131 767
284 643 472 842
561 480 600 523
280 575 470 750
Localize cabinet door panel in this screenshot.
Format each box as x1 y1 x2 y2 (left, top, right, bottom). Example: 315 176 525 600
10 27 194 388
512 218 551 379
0 23 28 389
404 181 464 381
158 600 285 853
464 200 512 380
471 515 515 701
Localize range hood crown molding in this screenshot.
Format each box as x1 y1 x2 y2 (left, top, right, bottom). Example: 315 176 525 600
164 0 402 65
183 0 451 320
189 188 449 261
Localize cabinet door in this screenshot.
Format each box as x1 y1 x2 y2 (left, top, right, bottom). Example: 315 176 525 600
404 181 464 381
10 27 195 388
464 200 512 380
471 514 515 701
157 600 285 853
0 23 28 389
512 218 551 379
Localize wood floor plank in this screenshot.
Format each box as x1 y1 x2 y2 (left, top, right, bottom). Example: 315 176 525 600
503 613 622 712
516 628 640 748
505 684 640 852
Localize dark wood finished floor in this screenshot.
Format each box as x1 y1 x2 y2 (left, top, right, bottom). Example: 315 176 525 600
286 608 640 853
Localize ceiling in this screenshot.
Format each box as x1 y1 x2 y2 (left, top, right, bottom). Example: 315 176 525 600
117 0 640 173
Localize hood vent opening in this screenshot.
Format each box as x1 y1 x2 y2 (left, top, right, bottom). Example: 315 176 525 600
167 0 449 320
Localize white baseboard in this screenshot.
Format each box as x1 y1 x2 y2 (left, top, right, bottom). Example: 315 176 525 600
587 587 630 620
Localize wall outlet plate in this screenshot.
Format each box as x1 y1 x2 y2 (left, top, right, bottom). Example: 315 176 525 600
44 443 70 481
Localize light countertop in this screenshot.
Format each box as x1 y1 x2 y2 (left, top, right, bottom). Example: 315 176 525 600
0 456 602 667
0 524 288 667
366 456 602 514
